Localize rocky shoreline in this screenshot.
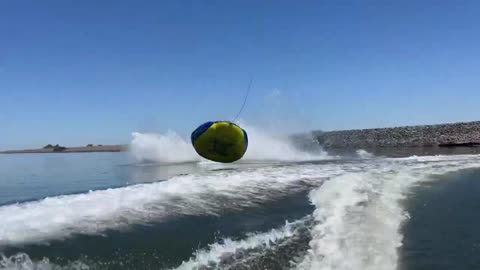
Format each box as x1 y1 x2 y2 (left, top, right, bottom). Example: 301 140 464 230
314 121 480 148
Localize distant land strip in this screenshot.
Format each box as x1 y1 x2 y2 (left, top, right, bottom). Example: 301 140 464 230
314 121 480 148
2 121 480 154
0 144 128 154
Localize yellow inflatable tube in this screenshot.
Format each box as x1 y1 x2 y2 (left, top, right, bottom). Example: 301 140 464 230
191 121 248 163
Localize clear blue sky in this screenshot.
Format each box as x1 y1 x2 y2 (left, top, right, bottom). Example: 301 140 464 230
1 1 480 149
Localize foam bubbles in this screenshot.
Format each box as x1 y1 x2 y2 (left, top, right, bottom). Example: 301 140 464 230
0 253 89 270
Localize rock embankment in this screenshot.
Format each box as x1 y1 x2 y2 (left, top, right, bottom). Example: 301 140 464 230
314 121 480 148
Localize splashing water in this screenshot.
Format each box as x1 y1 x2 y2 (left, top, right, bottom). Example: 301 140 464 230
1 155 480 269
356 149 375 159
129 131 200 163
175 217 311 270
0 165 341 247
129 124 328 164
295 155 480 270
0 253 89 270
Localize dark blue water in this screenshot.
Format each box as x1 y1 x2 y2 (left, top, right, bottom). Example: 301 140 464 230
402 168 480 270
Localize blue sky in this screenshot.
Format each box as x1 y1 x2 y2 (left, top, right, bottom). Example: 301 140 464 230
1 1 480 149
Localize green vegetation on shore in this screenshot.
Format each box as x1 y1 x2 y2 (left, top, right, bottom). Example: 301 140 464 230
43 144 67 152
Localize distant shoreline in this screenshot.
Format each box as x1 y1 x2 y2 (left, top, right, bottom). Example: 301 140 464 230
3 120 480 154
0 145 128 154
314 121 480 148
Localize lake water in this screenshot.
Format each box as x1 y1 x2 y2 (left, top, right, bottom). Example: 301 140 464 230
1 143 480 269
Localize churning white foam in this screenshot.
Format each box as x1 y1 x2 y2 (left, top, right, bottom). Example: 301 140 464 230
0 164 342 247
0 218 310 270
175 217 310 270
129 124 328 163
0 253 88 270
295 154 480 270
